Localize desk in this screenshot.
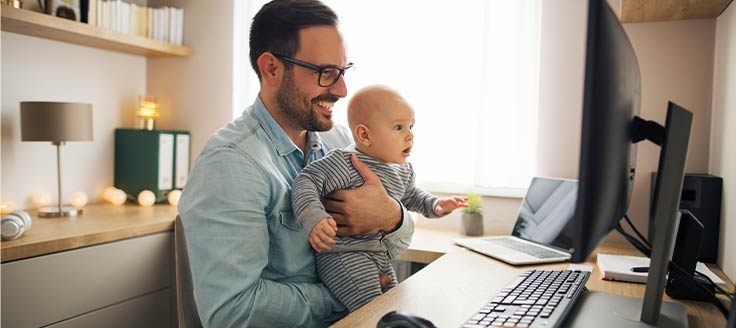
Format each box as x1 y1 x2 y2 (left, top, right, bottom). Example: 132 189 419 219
333 227 734 328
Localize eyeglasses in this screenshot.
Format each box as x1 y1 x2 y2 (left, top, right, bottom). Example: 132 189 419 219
273 53 354 87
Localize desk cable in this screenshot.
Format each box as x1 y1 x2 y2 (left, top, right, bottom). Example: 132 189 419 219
615 214 732 318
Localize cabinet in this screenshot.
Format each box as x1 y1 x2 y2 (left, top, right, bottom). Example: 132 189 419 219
1 232 175 327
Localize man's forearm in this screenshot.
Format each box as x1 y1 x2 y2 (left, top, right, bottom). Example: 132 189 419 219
382 198 404 233
381 203 414 259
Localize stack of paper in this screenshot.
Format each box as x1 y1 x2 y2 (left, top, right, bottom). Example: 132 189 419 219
596 253 726 286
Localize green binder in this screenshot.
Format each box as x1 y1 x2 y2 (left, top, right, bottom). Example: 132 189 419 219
114 129 191 202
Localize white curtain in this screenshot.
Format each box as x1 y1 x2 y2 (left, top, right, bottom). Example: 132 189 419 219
235 0 542 196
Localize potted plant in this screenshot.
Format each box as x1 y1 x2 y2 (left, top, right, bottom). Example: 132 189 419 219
461 194 483 236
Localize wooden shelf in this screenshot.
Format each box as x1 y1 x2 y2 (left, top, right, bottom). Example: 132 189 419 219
1 6 192 57
619 0 733 23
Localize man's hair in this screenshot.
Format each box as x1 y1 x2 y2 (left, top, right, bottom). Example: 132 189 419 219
249 0 338 80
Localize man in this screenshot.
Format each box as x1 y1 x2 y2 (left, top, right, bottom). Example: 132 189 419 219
178 0 414 327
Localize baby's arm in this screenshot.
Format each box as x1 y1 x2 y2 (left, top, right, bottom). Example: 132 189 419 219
309 217 338 252
434 196 468 215
400 164 467 217
292 150 352 240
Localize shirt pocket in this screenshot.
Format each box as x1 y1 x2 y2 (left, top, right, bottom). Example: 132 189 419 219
279 208 302 231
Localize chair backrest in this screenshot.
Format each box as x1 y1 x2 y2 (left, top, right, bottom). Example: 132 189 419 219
728 295 735 328
175 215 203 327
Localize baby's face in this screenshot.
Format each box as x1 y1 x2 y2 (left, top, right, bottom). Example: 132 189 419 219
368 103 415 164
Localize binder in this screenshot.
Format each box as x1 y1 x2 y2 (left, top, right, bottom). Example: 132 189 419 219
175 133 190 189
114 128 190 202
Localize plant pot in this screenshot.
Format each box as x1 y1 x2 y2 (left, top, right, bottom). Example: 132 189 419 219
461 213 484 236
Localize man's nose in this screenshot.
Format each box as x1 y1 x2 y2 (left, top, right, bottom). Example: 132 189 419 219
328 74 348 98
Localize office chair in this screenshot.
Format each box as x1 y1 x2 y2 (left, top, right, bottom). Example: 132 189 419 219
175 215 203 328
728 296 735 328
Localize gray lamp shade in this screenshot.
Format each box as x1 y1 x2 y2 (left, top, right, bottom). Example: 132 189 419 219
20 102 93 142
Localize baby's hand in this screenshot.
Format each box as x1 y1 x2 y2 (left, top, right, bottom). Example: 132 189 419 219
434 196 469 215
309 217 338 252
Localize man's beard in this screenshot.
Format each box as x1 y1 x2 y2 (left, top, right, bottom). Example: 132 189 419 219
276 72 333 132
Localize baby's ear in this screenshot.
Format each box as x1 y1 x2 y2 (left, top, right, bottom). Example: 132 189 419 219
354 124 371 147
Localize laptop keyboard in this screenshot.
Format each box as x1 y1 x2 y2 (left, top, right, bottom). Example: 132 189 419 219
490 238 566 259
463 269 590 328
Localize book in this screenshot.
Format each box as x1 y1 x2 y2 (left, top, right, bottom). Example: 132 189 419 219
596 253 726 286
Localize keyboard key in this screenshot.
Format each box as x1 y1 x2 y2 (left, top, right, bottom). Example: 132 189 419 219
471 314 486 321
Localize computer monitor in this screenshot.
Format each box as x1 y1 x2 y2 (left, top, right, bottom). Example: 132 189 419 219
567 0 693 327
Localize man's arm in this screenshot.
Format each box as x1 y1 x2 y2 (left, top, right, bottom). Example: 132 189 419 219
178 147 340 327
322 154 414 259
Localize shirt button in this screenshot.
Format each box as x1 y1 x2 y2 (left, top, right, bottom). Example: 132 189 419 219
311 144 320 149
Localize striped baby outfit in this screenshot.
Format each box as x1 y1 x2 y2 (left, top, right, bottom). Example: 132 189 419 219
292 148 443 312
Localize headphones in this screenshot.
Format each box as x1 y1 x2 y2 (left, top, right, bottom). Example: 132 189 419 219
1 210 32 241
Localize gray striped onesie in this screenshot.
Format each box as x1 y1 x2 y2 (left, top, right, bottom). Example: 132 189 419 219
292 148 443 312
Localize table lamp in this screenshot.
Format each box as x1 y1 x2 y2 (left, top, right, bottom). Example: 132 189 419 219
136 96 159 130
20 101 93 217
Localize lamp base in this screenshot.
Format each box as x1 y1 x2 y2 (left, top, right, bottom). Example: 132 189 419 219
38 206 82 218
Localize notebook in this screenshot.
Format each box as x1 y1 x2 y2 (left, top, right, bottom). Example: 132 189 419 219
596 253 726 286
454 177 577 265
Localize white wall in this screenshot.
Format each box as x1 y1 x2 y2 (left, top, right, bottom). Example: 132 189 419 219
711 2 736 281
1 32 146 208
623 19 716 241
146 0 235 158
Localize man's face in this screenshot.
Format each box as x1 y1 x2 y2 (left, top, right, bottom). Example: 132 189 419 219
276 25 348 132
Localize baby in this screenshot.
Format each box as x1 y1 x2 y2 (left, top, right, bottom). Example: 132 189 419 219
291 85 467 312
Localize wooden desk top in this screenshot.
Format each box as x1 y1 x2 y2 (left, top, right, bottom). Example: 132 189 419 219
334 227 734 328
0 204 178 262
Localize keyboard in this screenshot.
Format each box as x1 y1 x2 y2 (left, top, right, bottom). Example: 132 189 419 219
462 269 590 328
490 238 567 259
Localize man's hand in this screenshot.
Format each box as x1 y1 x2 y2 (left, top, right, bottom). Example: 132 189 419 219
434 196 469 215
323 154 402 236
309 218 337 252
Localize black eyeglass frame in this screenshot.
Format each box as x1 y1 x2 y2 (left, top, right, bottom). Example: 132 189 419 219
272 53 354 87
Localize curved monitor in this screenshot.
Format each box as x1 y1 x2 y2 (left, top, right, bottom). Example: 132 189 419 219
571 0 641 263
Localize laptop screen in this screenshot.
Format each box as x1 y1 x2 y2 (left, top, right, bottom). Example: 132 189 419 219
511 177 577 253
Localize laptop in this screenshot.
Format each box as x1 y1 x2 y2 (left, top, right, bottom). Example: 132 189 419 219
454 177 577 265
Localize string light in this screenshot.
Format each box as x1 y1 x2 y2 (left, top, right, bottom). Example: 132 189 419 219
70 192 88 209
137 190 156 207
167 190 182 207
0 198 16 214
31 191 52 207
102 187 127 206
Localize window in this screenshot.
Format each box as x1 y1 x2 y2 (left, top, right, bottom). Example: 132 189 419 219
235 0 542 196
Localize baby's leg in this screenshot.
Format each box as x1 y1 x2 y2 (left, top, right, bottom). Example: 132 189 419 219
316 251 384 312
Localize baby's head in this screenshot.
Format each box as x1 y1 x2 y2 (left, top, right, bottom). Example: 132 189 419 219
348 85 414 164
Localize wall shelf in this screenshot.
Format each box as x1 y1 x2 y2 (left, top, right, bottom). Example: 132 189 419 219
619 0 732 23
1 6 192 57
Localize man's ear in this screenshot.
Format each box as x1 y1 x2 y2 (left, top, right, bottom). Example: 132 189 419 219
257 52 282 87
354 124 371 147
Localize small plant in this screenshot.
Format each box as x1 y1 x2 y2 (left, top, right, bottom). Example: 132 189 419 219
462 194 482 215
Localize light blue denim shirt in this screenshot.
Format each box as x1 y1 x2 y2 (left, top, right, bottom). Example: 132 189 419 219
178 96 414 328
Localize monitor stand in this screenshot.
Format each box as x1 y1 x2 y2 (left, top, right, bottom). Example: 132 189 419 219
565 103 693 328
564 291 687 327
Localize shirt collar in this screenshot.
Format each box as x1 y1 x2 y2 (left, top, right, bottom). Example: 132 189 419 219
251 96 324 158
